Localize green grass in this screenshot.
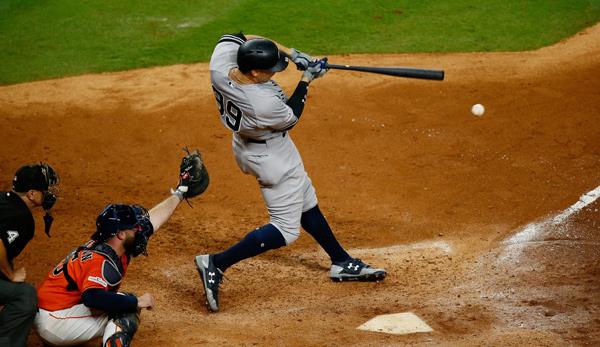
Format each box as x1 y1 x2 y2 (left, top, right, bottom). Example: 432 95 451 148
1 0 599 84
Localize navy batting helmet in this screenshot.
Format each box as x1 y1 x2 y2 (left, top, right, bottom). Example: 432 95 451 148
237 39 289 73
93 204 154 257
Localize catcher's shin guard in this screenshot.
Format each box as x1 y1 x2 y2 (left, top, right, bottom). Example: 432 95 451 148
104 332 132 347
111 310 140 334
104 311 140 347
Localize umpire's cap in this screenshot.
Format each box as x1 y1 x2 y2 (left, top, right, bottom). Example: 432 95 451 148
237 39 289 73
12 163 59 193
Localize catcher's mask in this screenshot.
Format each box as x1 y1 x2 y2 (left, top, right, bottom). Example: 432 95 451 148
237 39 289 73
12 162 60 236
93 204 154 257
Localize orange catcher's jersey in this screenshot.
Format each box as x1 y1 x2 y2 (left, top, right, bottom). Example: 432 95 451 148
38 240 130 311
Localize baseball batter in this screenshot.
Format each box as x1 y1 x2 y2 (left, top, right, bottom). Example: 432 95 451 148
195 33 386 312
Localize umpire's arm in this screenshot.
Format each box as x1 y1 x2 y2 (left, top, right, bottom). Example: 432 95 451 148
0 241 16 281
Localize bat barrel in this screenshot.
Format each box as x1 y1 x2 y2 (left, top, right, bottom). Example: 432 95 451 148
324 63 444 81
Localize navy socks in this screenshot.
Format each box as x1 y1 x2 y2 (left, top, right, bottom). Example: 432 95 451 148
212 223 286 272
301 205 350 264
212 205 349 271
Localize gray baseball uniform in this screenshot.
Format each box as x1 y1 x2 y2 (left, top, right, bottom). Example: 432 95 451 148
195 36 385 314
210 34 317 243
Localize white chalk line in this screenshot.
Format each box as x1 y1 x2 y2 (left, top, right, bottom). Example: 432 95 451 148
309 240 453 262
349 240 453 257
552 185 600 224
500 185 600 262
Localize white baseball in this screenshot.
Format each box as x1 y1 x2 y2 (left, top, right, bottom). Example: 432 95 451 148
471 104 485 117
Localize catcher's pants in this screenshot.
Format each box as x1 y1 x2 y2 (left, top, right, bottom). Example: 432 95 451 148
35 304 124 346
0 280 38 347
233 133 318 244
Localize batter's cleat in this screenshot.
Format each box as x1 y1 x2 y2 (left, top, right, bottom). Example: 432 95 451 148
330 257 386 282
194 254 223 312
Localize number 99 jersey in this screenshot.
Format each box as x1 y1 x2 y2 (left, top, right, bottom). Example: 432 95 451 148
209 34 298 141
208 33 318 244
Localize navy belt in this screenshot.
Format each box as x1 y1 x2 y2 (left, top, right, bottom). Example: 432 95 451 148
246 132 286 144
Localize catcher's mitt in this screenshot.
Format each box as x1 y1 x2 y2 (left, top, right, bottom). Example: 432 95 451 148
178 147 209 199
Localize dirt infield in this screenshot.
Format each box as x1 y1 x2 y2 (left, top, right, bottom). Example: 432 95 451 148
1 23 599 346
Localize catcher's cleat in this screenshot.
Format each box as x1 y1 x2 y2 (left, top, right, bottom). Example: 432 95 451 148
330 257 386 282
195 254 223 312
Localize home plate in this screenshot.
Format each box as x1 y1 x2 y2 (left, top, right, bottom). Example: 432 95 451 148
357 312 433 335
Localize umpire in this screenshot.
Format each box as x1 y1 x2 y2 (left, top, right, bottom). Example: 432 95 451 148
0 163 59 347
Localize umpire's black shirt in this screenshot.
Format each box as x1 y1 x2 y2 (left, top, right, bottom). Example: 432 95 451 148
0 191 34 280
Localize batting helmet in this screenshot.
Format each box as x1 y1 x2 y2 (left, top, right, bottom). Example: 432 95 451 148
237 39 289 73
93 204 154 257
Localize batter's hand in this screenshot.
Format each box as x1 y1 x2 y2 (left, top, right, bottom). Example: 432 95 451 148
302 58 329 82
12 267 26 282
290 48 314 71
137 293 155 310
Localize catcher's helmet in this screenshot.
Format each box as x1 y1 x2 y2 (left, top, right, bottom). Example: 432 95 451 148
237 39 289 73
93 204 154 257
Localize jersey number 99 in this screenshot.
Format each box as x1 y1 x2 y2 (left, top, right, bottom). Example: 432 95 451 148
212 86 243 132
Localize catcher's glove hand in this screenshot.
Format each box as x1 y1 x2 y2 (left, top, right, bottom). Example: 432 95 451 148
173 147 209 201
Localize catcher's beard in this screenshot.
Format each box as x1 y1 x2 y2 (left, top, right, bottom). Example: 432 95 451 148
123 233 136 255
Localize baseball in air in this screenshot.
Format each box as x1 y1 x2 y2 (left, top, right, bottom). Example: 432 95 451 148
471 104 485 117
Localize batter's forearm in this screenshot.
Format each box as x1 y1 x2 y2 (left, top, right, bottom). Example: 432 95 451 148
287 81 310 119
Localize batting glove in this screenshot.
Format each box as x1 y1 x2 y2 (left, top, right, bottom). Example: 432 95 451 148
302 58 329 82
290 48 314 71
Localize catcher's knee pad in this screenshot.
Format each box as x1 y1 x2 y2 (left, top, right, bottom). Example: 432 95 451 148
104 311 139 347
110 311 140 336
104 332 132 347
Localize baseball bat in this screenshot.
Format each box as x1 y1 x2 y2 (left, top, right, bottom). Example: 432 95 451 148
323 63 444 81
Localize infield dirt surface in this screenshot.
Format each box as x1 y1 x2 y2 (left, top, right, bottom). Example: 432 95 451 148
1 24 599 346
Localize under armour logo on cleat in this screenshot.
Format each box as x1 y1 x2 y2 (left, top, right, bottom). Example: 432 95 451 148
208 271 215 284
347 263 360 271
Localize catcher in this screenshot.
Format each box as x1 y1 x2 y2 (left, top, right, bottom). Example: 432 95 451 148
34 150 208 347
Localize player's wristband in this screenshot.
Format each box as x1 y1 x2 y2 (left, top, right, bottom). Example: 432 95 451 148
170 187 186 201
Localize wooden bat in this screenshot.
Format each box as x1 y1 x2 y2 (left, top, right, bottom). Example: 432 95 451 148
323 63 444 81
